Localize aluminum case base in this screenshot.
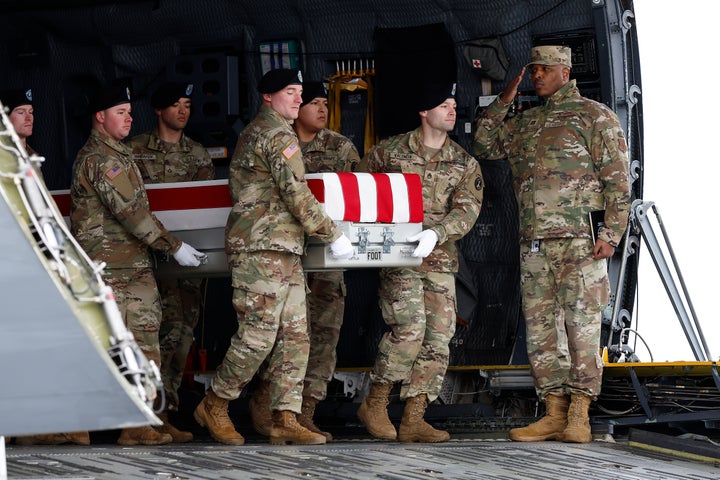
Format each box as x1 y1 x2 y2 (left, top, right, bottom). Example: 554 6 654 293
303 221 422 270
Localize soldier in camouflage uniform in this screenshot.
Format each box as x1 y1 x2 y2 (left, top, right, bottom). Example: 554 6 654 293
1 88 91 447
192 69 354 446
472 46 631 444
127 81 215 443
248 81 361 441
357 83 483 443
70 84 207 446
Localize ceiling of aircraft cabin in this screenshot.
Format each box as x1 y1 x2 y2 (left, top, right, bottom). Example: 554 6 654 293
0 0 621 190
0 0 588 47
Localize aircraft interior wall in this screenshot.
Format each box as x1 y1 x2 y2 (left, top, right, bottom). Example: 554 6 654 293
0 0 639 369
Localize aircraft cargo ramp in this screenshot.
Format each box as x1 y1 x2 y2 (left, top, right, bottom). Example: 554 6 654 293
4 433 720 480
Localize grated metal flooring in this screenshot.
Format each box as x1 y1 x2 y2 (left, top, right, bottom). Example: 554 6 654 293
4 436 720 480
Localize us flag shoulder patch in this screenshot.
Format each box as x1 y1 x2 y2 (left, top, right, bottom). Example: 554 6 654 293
106 165 123 179
282 142 299 159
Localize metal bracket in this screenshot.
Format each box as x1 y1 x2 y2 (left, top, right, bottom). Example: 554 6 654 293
357 227 369 254
712 363 720 393
632 200 711 361
333 371 365 399
629 367 654 420
382 227 395 254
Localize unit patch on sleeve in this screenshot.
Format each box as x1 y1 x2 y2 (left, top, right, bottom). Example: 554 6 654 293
282 142 300 159
106 165 123 179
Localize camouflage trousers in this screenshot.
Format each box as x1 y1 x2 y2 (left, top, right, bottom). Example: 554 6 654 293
519 238 609 400
104 267 162 367
257 270 345 400
303 270 345 400
371 268 456 402
212 251 310 413
157 277 204 411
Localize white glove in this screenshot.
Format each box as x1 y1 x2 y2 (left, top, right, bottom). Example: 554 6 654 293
330 234 354 259
407 229 438 258
172 242 207 267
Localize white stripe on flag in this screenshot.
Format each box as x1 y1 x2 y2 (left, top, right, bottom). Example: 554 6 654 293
323 173 345 221
356 173 378 222
389 174 410 223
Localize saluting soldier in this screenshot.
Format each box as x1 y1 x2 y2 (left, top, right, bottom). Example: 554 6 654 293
127 81 215 443
357 82 484 443
70 84 206 446
473 46 631 444
193 69 354 446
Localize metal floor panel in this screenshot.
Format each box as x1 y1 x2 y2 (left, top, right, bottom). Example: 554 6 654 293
5 437 720 480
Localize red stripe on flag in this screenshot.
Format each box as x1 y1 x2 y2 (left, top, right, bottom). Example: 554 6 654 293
146 184 232 211
306 178 325 203
51 184 232 216
373 173 394 223
404 173 424 223
337 172 360 221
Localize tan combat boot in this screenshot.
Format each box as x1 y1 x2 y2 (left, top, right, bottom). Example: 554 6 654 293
156 412 193 443
357 383 397 440
248 380 272 436
298 396 332 441
508 393 569 442
269 410 326 445
15 434 60 446
16 431 90 446
117 426 172 446
15 434 55 446
193 389 245 445
560 394 593 443
65 431 91 445
397 394 450 443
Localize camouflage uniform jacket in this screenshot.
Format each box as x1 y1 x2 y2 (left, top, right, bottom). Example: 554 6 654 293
362 128 483 273
70 129 182 269
127 129 215 183
301 128 361 173
473 80 630 247
225 105 342 255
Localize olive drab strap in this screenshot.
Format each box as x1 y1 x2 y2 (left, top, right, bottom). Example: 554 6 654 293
328 77 342 133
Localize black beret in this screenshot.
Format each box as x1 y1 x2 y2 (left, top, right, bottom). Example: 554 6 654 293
0 88 33 112
151 81 194 109
258 68 303 94
416 82 457 112
89 84 132 114
300 81 328 107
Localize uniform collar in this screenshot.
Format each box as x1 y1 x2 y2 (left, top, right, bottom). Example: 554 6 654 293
545 79 578 107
